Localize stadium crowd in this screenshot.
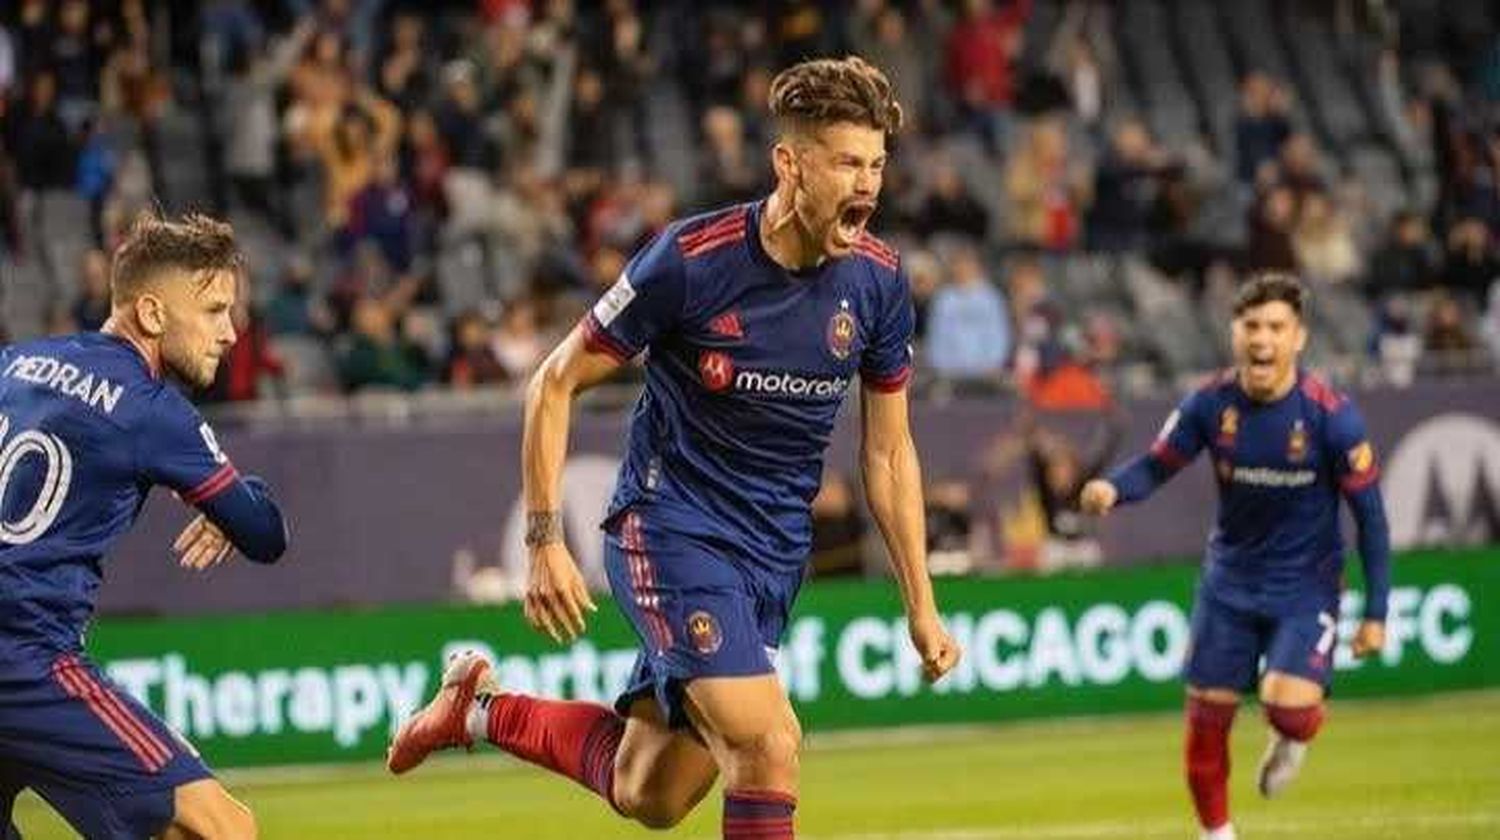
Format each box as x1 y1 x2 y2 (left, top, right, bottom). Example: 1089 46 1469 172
2 0 1500 408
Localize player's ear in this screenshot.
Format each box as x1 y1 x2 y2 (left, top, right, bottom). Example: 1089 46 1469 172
1294 320 1308 352
772 140 799 186
134 292 167 338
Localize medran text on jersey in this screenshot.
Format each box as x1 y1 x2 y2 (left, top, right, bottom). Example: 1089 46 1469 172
3 354 125 416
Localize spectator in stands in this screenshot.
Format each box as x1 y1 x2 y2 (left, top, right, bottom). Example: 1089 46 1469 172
849 5 928 135
48 0 100 129
265 255 335 337
1005 118 1089 250
339 294 428 393
567 66 616 176
1235 73 1292 183
317 91 402 231
1023 409 1122 571
491 296 545 381
445 309 509 388
904 248 942 341
926 245 1011 385
434 60 493 171
1441 217 1500 309
70 248 110 332
1274 132 1329 204
1246 185 1299 272
1367 211 1439 298
341 154 414 272
8 73 75 197
1422 290 1481 376
1087 119 1176 253
376 12 434 115
945 0 1031 153
698 105 765 209
600 4 655 169
916 158 990 241
1293 191 1362 285
222 18 315 236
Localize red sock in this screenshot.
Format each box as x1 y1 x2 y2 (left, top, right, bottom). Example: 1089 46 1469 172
723 789 795 839
1185 696 1237 830
485 694 624 810
1264 703 1324 742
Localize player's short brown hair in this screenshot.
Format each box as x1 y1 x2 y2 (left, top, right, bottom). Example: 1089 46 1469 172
768 56 903 137
111 211 245 303
1232 272 1306 319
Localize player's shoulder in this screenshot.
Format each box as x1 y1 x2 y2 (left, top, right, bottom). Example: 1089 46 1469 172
1186 368 1237 403
850 231 900 275
671 204 753 261
1297 370 1352 416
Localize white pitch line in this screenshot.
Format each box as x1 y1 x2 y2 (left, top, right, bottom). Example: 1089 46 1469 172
755 810 1500 840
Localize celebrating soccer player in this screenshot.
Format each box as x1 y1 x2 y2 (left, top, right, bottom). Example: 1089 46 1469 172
387 56 961 839
0 213 289 838
1079 273 1391 840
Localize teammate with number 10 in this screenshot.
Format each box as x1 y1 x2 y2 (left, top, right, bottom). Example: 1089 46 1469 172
0 213 288 839
387 56 961 839
1081 274 1391 840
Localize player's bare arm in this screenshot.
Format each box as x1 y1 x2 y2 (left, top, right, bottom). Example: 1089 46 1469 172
859 384 960 683
520 325 620 642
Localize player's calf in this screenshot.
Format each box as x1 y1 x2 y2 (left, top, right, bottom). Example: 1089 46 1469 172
1184 693 1238 835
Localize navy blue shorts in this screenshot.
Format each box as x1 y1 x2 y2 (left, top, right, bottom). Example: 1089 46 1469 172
0 648 211 839
604 508 800 729
1184 585 1341 694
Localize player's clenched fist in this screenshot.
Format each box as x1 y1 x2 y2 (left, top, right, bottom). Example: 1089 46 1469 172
1079 479 1119 516
1350 620 1386 658
910 614 962 683
525 542 598 644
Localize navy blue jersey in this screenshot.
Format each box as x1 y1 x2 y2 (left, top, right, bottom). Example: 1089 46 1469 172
0 333 287 651
1108 371 1391 619
583 201 914 580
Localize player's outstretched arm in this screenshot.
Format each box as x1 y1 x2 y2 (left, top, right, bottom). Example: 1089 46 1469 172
859 385 961 683
1331 406 1391 657
519 325 620 642
1083 395 1208 514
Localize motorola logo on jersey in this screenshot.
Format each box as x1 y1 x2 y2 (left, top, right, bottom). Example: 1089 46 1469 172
697 352 850 399
698 351 735 392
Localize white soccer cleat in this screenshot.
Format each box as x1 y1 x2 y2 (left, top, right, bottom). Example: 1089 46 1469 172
1200 823 1236 840
1257 734 1309 798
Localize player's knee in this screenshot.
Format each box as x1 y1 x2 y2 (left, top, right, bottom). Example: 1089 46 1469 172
724 718 801 777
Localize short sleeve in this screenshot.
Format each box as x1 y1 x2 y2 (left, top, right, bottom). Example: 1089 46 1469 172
581 232 687 362
1327 400 1380 495
1149 389 1210 470
860 263 916 392
135 389 240 505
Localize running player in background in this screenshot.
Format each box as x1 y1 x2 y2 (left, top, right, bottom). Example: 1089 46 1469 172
0 213 288 839
388 56 961 839
1080 273 1391 840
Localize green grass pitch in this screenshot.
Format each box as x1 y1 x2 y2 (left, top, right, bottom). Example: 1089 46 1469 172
14 690 1499 839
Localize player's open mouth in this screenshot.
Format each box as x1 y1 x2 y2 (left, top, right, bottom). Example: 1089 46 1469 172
835 203 875 244
1247 357 1275 374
